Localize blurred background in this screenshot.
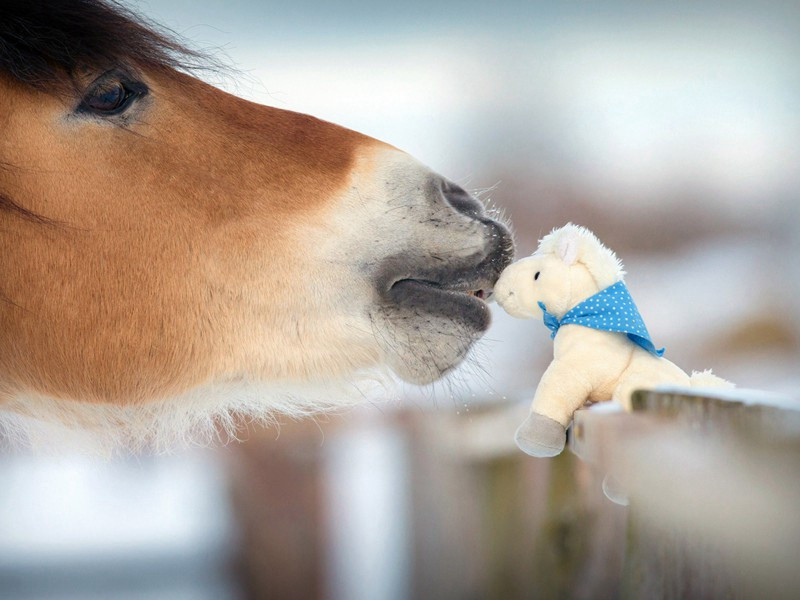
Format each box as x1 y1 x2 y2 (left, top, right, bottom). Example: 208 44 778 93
1 1 798 598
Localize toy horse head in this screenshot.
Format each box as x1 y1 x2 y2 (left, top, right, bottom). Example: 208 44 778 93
494 223 625 319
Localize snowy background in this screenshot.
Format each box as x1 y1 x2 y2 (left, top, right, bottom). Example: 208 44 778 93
1 1 798 598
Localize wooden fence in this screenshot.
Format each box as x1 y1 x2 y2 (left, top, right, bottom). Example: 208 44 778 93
571 388 800 599
227 387 800 599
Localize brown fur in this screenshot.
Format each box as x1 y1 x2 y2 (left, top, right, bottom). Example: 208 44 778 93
0 69 385 404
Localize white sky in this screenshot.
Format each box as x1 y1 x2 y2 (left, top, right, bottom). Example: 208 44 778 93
138 1 800 211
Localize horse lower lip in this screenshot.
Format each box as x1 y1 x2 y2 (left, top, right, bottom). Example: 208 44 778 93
392 279 490 301
388 280 493 320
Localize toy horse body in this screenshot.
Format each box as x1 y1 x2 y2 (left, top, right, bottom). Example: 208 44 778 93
494 224 732 457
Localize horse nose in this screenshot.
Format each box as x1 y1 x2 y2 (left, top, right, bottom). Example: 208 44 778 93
440 179 485 219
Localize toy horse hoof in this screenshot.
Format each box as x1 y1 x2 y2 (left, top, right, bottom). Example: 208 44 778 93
514 413 566 457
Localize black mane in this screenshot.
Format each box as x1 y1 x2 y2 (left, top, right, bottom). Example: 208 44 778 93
0 0 206 90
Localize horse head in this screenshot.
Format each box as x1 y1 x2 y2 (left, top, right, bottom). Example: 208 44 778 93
0 1 513 443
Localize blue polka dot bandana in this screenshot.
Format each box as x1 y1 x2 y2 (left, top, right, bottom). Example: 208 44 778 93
537 280 665 357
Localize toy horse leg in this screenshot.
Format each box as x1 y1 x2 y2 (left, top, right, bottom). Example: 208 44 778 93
613 355 690 410
515 360 593 457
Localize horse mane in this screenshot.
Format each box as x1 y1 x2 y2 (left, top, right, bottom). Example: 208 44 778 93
0 0 208 90
537 223 626 289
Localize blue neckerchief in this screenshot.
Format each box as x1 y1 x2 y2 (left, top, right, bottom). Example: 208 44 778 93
538 280 665 357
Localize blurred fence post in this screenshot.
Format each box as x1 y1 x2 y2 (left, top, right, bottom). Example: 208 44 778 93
406 405 626 600
571 388 800 599
226 421 326 599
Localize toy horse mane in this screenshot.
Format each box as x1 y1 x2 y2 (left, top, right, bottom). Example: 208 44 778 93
537 223 626 289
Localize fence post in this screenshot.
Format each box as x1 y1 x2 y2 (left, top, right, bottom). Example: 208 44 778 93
571 388 800 599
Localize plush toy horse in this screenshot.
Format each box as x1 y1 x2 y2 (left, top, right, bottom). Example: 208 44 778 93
494 224 733 457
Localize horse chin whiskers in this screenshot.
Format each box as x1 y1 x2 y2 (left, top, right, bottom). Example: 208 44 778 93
0 375 396 455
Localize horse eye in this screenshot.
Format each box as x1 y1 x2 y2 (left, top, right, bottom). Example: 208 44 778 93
534 271 541 280
79 77 146 116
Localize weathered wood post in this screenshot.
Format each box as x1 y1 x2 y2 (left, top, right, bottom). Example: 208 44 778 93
571 388 800 599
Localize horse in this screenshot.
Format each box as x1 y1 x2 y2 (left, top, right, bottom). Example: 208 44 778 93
0 0 514 449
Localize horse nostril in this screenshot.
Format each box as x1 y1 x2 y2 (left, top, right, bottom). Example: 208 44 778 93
440 179 485 219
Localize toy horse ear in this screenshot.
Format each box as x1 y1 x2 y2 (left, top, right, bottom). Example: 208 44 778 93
557 231 580 265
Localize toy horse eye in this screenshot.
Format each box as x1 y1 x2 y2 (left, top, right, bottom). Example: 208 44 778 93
78 74 147 116
534 271 541 281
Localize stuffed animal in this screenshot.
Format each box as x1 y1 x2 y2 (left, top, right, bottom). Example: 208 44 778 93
494 223 733 457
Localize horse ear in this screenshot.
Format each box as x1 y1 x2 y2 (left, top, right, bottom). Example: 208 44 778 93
557 231 579 265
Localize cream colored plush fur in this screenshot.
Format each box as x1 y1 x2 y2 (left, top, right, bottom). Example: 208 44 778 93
494 224 733 457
